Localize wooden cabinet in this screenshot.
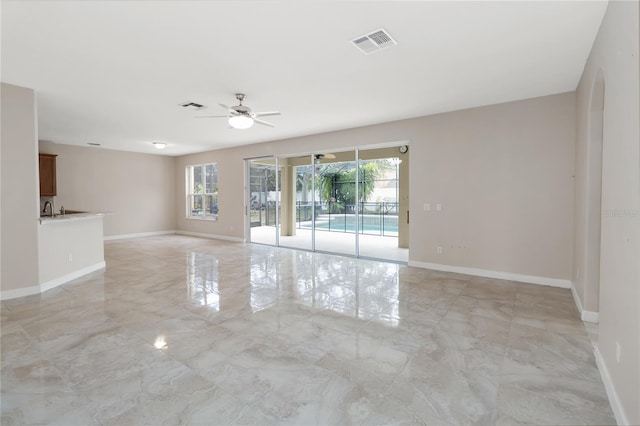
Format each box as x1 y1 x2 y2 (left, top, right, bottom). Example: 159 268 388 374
39 154 57 196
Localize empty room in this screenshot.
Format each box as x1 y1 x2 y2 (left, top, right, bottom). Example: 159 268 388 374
1 1 638 425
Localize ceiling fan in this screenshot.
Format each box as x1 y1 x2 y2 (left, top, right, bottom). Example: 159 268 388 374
195 93 280 129
314 153 336 161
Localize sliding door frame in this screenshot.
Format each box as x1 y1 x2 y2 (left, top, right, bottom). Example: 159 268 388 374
244 142 408 263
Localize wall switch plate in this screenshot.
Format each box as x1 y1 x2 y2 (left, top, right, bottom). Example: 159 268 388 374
68 253 73 262
424 204 431 211
616 342 621 363
437 246 443 254
436 203 442 211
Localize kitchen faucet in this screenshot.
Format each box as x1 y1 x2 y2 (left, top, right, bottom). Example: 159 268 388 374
43 201 53 216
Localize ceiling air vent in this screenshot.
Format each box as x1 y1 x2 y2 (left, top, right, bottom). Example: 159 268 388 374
351 28 397 55
180 101 206 110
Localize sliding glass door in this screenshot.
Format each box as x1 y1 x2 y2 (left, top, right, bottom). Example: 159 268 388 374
313 151 357 256
246 146 408 263
278 155 313 252
248 158 278 246
357 147 407 262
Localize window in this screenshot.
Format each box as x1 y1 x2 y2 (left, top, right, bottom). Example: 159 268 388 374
186 163 218 220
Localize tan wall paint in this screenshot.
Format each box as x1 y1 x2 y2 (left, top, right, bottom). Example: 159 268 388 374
176 92 575 281
38 141 176 237
575 1 640 423
574 69 605 316
279 158 294 236
412 94 575 279
38 217 104 284
0 83 40 292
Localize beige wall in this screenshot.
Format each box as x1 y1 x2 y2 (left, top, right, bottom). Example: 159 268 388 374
38 217 104 284
39 141 176 237
412 94 575 278
1 83 40 293
574 68 604 316
176 92 575 281
575 1 640 423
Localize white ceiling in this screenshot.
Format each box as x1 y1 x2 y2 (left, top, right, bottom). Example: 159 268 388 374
1 1 607 156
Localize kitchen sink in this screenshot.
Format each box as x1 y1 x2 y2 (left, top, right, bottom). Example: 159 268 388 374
40 210 88 218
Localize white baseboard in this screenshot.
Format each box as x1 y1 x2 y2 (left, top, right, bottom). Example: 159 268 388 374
571 282 585 314
594 345 629 425
407 261 572 288
104 230 176 241
0 284 41 301
176 230 245 243
581 310 600 323
570 282 600 323
39 261 106 293
1 261 106 301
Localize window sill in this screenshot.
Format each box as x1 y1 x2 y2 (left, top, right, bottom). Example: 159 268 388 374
185 216 218 221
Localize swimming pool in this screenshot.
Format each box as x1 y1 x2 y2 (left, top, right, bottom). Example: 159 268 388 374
300 214 398 236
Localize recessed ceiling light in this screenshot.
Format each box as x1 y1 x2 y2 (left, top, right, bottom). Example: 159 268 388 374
153 142 167 149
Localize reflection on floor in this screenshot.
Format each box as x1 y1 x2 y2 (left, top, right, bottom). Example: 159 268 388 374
1 236 614 425
251 225 409 262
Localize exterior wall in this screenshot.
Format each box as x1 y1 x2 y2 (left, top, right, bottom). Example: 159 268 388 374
0 83 40 295
574 1 640 423
176 92 575 282
38 141 176 237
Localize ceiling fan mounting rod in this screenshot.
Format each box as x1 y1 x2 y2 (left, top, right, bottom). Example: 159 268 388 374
235 93 246 105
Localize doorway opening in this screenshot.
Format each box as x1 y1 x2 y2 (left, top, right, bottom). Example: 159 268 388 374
248 157 278 246
587 70 605 320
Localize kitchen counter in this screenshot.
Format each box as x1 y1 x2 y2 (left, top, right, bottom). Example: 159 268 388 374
39 212 108 224
38 212 105 289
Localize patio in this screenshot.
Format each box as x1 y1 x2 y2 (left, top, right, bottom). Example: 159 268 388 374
249 225 409 263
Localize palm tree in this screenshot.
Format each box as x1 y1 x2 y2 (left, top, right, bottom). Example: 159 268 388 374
320 162 379 212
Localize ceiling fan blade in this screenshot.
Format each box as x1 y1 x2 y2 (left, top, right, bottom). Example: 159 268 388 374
323 153 336 159
218 103 235 113
254 118 275 127
254 111 281 117
194 115 228 118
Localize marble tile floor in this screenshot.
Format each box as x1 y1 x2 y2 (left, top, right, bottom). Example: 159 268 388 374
1 235 614 425
250 226 409 263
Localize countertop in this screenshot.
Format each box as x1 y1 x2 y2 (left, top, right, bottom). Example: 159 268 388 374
39 212 107 225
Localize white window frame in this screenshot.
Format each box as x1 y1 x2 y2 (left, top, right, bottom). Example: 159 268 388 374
186 163 218 220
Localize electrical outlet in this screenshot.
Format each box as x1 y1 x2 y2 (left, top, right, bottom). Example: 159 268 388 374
437 246 443 254
436 203 442 211
68 253 73 262
616 342 621 364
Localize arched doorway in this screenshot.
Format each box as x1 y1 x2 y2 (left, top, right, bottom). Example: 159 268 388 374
585 69 605 320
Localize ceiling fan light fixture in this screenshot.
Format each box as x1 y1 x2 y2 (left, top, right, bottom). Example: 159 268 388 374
153 142 167 149
228 115 254 129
